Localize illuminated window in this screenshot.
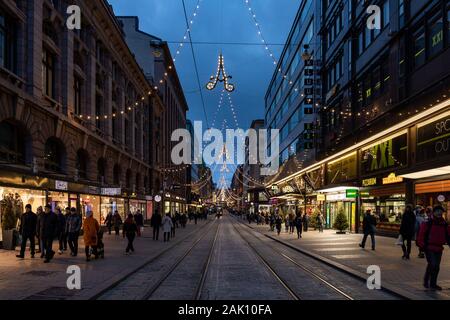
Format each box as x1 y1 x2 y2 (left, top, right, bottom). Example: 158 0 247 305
413 27 425 68
428 11 443 57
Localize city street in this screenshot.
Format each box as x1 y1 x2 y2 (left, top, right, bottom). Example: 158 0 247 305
5 212 449 300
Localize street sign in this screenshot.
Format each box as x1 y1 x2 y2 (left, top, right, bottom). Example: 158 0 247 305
346 189 358 198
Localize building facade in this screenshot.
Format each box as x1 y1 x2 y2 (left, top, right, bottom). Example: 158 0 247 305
118 16 189 216
0 0 155 240
266 0 450 235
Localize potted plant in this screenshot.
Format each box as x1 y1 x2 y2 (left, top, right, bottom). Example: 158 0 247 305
333 206 349 234
0 193 22 250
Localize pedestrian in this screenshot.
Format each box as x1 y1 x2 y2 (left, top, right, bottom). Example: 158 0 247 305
83 211 100 262
359 209 377 250
105 211 113 235
134 210 144 237
194 212 198 225
416 208 428 258
162 214 173 242
269 214 275 231
62 207 70 251
181 213 187 228
284 213 289 232
302 213 309 232
417 205 450 290
317 213 324 233
55 207 66 254
66 207 82 256
275 214 282 236
16 204 37 259
151 209 162 240
171 214 176 238
35 206 44 257
37 205 58 263
399 204 416 260
123 214 138 255
113 211 122 236
289 210 295 234
294 213 303 239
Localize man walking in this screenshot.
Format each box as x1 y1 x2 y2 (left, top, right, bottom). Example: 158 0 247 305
66 207 82 256
151 209 162 240
16 204 37 259
37 205 58 263
134 210 144 237
359 209 377 250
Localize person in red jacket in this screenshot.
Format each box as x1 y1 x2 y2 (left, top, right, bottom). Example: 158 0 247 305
417 205 450 290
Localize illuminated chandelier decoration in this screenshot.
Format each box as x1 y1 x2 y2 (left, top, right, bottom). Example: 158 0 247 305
206 53 235 92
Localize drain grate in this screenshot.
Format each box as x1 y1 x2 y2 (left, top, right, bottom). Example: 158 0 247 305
22 270 55 277
24 286 80 300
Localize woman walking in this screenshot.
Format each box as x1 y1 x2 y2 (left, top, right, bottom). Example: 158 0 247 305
399 205 416 260
83 211 100 262
162 214 173 242
123 214 138 254
113 211 122 236
294 213 303 239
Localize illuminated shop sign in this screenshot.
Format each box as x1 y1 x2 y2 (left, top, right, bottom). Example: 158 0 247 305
317 194 325 201
382 173 403 185
101 188 121 196
362 178 377 187
361 132 407 175
55 180 68 190
417 112 450 163
346 189 358 198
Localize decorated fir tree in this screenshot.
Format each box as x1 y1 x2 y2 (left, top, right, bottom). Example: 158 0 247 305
309 207 321 229
333 206 349 233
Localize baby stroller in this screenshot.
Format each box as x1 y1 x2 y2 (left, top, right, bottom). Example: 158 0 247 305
96 229 105 259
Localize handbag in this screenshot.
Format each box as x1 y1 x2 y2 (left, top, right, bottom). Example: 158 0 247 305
395 234 403 246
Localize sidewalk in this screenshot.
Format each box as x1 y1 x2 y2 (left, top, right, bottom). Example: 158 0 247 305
0 219 209 300
248 222 450 300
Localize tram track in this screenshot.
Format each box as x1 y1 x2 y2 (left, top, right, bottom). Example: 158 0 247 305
89 219 214 300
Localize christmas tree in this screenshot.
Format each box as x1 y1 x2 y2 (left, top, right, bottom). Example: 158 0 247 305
333 206 349 233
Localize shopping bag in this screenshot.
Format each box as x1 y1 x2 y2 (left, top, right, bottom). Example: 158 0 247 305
395 234 403 245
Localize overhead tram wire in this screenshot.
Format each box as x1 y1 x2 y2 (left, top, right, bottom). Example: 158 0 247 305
181 0 209 128
165 41 291 46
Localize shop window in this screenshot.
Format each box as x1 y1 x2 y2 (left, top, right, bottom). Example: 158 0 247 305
44 137 66 173
413 27 426 68
76 149 88 179
0 9 17 73
97 158 107 183
0 120 30 165
428 11 444 58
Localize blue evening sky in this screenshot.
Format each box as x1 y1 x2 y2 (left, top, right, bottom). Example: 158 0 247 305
108 0 300 186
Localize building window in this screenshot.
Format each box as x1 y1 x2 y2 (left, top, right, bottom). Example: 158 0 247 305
0 120 28 164
0 10 16 73
447 7 450 44
44 137 65 173
399 0 405 28
42 49 55 98
97 158 107 183
428 11 443 58
383 0 390 28
76 149 88 179
95 94 102 130
74 76 82 115
413 27 426 68
113 164 121 186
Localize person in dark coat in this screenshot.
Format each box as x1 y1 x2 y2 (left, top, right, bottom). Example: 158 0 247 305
417 205 450 290
113 211 122 236
170 214 176 238
123 214 138 254
359 209 377 250
35 206 44 256
399 204 417 260
302 213 309 232
105 211 113 235
66 207 82 256
275 215 282 235
151 209 162 240
16 204 37 259
134 210 144 237
55 207 66 254
294 213 303 239
37 205 58 263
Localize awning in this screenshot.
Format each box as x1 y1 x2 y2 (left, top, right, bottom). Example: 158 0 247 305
399 166 450 180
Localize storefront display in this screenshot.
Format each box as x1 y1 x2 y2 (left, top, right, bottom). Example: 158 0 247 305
47 191 69 212
324 191 356 232
80 194 101 223
101 197 126 221
129 199 146 217
416 180 450 219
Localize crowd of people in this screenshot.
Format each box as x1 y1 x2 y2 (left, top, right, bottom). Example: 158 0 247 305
15 205 209 263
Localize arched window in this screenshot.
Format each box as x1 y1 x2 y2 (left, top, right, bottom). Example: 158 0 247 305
135 173 140 193
126 169 132 189
76 149 88 179
0 120 30 165
97 158 107 183
113 164 121 186
144 176 149 194
44 137 66 173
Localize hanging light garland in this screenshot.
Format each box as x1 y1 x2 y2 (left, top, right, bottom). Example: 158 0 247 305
206 53 235 92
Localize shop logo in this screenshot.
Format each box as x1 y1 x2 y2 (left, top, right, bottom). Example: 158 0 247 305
366 5 381 30
366 265 381 290
66 5 81 30
66 265 81 290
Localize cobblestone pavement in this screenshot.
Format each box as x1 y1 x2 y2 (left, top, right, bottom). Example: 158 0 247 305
0 219 211 300
244 217 450 300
